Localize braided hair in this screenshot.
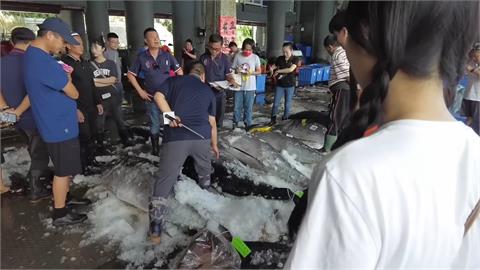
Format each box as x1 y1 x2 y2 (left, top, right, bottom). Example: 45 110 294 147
333 1 479 149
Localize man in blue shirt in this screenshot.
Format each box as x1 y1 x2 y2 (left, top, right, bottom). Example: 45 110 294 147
0 27 52 202
127 27 183 156
199 34 238 128
147 62 219 244
24 17 86 226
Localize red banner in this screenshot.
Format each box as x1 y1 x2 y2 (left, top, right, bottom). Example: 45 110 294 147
219 16 236 54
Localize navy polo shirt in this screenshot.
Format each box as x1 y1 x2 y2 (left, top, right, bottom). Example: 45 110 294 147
24 46 78 143
129 49 180 95
0 48 36 130
199 52 232 83
157 75 216 143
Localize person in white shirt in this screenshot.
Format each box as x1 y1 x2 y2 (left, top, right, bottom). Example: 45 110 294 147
231 38 261 130
462 43 480 135
286 1 480 269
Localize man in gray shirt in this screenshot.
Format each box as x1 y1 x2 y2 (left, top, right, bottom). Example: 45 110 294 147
104 32 124 96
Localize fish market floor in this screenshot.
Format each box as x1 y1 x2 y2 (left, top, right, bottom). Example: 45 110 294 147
1 85 331 269
1 191 127 269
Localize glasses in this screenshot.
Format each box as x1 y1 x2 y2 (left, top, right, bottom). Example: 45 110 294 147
209 46 222 52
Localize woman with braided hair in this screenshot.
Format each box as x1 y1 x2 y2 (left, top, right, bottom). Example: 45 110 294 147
286 1 479 268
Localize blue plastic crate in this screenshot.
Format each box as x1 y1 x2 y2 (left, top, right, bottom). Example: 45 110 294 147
298 80 311 86
255 93 266 105
321 66 330 81
299 67 317 85
256 74 267 93
316 68 324 82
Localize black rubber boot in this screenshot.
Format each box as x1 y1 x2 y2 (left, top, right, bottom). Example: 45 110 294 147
29 170 51 203
150 134 160 156
119 129 134 147
95 133 107 155
149 197 167 244
268 116 277 126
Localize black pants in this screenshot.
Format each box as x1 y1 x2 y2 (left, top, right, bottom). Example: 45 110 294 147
327 81 351 136
19 129 50 175
79 109 98 169
213 89 226 128
96 94 127 134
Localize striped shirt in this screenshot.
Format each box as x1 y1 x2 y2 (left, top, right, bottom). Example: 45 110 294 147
328 47 350 87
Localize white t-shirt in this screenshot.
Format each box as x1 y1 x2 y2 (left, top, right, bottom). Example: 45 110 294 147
286 120 480 269
232 53 261 91
464 63 480 101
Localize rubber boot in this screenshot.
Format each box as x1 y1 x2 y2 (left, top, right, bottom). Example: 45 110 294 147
150 134 160 156
119 129 134 147
149 197 167 244
268 116 277 126
29 170 51 203
96 133 106 155
323 135 338 152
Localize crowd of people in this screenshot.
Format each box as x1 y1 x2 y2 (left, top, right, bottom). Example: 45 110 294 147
0 1 479 267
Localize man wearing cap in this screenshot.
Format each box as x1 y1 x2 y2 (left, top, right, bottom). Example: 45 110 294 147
127 27 183 156
0 27 52 202
61 33 103 174
24 17 86 226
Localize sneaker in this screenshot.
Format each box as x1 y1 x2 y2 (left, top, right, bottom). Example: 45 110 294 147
53 212 87 226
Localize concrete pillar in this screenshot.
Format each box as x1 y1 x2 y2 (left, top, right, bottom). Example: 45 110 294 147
293 0 302 44
298 1 315 48
313 1 336 62
205 0 236 47
124 0 154 64
72 10 88 56
57 10 72 29
194 0 207 56
85 1 110 44
267 1 289 58
255 26 266 51
172 0 196 64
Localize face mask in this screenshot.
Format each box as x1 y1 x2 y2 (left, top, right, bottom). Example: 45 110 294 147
243 51 252 57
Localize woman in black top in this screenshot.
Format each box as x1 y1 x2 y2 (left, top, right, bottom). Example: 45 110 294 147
90 37 132 149
270 42 299 124
181 39 196 70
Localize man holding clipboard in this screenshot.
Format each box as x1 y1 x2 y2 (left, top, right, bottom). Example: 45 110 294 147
199 34 239 128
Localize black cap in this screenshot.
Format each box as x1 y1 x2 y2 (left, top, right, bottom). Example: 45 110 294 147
11 27 35 43
37 17 79 45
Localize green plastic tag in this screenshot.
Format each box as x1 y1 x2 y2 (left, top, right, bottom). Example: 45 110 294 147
301 118 308 127
232 237 252 258
295 191 304 198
